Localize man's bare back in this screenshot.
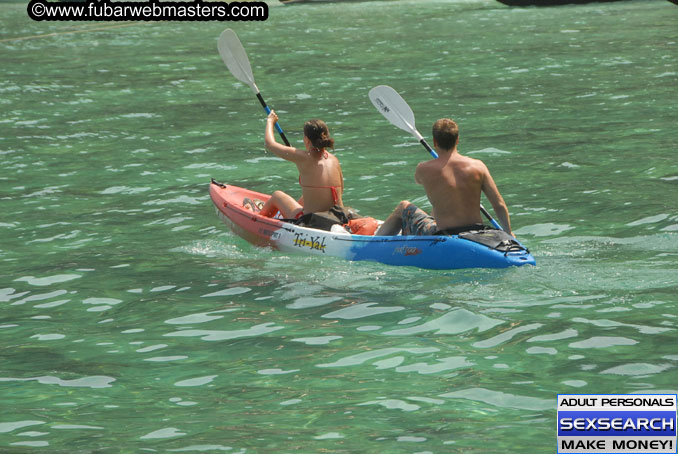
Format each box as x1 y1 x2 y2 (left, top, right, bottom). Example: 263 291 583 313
375 118 513 237
416 152 486 230
415 147 511 235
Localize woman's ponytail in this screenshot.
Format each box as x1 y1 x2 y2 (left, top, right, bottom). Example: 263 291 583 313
304 119 334 151
317 131 334 150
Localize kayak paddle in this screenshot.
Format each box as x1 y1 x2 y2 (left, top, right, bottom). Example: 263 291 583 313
368 85 504 231
218 28 290 146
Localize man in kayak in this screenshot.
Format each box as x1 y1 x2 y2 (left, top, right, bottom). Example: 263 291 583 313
255 111 344 219
375 118 514 237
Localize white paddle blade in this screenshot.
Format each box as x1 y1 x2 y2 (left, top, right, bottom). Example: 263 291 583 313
218 29 257 92
368 85 422 140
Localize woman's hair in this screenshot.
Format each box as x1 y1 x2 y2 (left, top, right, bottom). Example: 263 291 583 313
304 119 334 151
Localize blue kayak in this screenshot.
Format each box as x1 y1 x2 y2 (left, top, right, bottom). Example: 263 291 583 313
210 181 536 270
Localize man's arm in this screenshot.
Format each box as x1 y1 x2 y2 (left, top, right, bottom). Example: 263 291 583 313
481 164 513 236
414 162 426 185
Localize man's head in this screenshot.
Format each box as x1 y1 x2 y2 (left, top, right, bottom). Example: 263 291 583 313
432 118 459 151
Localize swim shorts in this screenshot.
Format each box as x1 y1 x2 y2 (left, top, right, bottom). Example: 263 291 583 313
401 204 438 236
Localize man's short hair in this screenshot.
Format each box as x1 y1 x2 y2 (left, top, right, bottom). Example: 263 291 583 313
432 118 459 151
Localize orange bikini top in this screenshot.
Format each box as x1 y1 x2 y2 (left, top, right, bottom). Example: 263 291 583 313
298 176 340 205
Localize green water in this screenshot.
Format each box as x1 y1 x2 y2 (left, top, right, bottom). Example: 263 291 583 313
1 0 677 452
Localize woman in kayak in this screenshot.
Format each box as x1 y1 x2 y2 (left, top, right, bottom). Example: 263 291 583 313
254 111 344 219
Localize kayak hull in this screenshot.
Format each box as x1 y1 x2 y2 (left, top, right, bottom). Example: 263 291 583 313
210 181 536 270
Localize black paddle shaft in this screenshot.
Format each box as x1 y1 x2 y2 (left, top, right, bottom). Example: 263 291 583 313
420 139 439 158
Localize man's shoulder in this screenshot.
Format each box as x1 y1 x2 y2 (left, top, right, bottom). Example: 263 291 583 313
455 154 488 170
416 159 442 175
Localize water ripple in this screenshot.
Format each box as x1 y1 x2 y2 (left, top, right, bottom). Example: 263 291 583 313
165 310 232 325
258 368 299 375
291 336 342 345
472 323 543 349
174 375 217 387
601 363 672 376
140 427 186 439
164 323 284 341
14 274 81 286
0 375 115 388
10 289 68 306
568 336 638 349
201 287 251 298
513 223 575 237
359 399 420 412
441 388 551 411
394 356 474 375
144 356 188 362
322 303 404 320
287 295 342 309
572 317 671 335
527 329 578 343
317 347 438 368
53 424 103 430
0 421 45 433
314 432 344 440
168 445 241 452
10 441 49 447
383 309 504 336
